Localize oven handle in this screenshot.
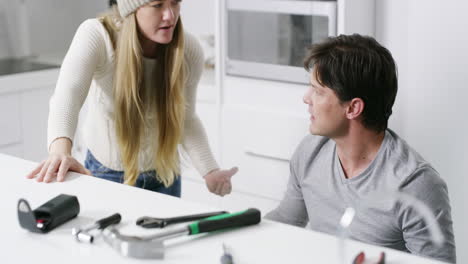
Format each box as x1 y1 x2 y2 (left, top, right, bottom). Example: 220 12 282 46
245 149 290 163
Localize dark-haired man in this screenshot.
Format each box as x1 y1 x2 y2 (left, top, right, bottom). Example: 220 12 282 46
265 34 456 263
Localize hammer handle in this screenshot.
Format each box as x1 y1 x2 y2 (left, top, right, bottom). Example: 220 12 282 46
96 213 121 229
188 208 261 235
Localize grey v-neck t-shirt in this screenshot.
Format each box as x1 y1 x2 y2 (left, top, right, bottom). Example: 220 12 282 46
265 129 456 263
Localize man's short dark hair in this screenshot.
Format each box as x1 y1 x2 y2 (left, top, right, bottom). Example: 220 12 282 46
304 34 398 132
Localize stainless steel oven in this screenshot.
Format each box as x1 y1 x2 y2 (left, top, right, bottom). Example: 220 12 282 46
225 0 337 84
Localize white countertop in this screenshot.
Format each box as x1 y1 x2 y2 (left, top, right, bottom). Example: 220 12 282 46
0 67 59 95
0 154 447 264
0 53 61 95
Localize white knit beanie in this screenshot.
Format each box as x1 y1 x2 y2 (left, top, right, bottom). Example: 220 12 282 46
117 0 153 17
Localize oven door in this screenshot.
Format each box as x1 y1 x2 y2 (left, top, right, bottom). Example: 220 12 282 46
226 0 337 84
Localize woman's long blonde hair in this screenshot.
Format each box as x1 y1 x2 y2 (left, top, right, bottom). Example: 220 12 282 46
99 6 185 187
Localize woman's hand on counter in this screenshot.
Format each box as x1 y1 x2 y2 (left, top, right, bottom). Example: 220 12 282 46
203 167 238 197
26 137 92 182
26 153 92 183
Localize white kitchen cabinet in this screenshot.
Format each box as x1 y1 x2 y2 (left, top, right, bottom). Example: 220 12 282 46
0 92 22 147
219 190 280 214
21 86 54 162
181 177 220 207
222 104 309 200
182 74 311 208
181 168 281 215
223 76 307 113
220 76 309 201
0 68 59 162
182 174 281 214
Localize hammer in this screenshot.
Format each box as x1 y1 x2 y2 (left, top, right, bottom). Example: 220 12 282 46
72 213 121 243
102 208 261 259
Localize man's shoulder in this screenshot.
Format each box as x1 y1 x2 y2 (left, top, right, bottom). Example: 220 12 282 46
386 130 454 264
291 134 333 163
384 130 445 190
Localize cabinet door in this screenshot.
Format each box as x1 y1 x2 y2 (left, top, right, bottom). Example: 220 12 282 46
224 76 307 113
0 93 22 147
222 105 309 200
21 87 54 162
196 102 219 157
219 191 280 214
181 177 221 207
181 173 279 214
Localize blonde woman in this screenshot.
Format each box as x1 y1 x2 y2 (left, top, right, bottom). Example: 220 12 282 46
26 0 237 197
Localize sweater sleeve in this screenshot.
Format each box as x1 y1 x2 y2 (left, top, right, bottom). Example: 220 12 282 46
181 33 219 177
47 19 107 150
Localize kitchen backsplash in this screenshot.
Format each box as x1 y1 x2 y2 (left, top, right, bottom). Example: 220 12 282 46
0 7 9 59
0 0 21 59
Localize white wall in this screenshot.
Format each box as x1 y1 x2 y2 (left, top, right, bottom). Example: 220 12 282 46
0 0 12 58
0 0 27 58
375 0 409 135
25 0 107 56
0 0 107 59
181 0 215 36
376 1 468 263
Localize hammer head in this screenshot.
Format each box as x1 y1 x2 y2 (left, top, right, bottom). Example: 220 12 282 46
102 227 165 259
72 228 94 243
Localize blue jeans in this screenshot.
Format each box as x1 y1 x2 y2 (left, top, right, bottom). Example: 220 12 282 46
84 150 181 197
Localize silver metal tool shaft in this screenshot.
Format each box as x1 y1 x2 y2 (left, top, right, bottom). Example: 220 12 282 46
72 222 99 243
102 226 189 259
72 213 121 243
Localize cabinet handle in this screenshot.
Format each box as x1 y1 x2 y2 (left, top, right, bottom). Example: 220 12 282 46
244 150 290 163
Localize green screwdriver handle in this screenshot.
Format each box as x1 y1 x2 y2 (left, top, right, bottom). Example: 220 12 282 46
188 208 261 235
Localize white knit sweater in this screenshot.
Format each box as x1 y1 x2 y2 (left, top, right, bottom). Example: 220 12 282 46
47 18 219 176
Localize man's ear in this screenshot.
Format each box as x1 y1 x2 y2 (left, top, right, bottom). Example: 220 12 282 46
345 98 364 120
